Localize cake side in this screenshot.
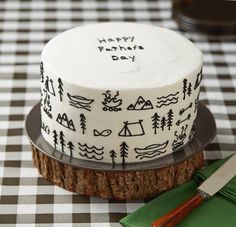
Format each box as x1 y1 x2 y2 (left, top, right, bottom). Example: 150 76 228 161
40 66 202 164
40 22 203 164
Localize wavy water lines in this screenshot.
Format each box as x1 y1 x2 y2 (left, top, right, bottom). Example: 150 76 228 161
156 91 179 100
78 142 104 161
78 147 104 156
78 142 104 150
79 152 104 161
156 92 179 108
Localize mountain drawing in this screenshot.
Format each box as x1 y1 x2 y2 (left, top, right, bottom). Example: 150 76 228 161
56 113 75 131
127 96 153 110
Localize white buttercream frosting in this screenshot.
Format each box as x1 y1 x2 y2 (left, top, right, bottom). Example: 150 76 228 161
42 22 202 89
40 22 203 164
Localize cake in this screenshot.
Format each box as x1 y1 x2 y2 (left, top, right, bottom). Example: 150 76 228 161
40 22 203 164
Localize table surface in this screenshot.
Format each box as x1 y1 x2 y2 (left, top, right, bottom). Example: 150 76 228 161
0 0 236 226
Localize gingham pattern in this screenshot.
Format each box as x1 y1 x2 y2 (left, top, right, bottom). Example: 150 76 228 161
0 0 236 226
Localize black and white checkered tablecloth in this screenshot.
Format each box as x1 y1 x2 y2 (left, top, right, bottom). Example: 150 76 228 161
0 0 236 226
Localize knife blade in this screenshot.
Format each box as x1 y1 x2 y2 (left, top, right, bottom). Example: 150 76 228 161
152 154 236 227
198 154 236 198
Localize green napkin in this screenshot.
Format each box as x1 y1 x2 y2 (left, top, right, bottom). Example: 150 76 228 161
120 156 236 227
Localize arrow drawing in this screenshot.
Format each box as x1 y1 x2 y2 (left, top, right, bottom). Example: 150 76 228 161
176 114 191 126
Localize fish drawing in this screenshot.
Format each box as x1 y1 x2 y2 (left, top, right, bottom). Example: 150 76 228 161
93 129 112 137
135 141 169 160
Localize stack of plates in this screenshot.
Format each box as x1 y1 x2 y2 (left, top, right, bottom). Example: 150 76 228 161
172 0 236 35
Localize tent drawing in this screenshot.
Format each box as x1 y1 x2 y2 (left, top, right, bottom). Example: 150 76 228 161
118 120 145 137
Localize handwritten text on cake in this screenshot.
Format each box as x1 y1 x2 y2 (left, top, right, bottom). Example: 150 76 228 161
97 36 144 62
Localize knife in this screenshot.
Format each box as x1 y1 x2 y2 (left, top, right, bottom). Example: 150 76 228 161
152 154 236 227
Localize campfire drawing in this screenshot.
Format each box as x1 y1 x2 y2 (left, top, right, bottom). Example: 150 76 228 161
102 90 122 112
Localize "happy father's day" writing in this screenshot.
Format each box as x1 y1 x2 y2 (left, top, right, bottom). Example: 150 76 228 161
97 36 144 62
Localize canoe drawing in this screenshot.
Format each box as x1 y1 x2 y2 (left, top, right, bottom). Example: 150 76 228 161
135 140 169 160
67 93 94 111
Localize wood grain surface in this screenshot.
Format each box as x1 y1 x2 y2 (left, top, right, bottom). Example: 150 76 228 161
31 144 204 200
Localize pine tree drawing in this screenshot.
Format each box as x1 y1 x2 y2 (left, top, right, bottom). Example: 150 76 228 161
58 78 64 102
120 142 129 166
161 117 166 131
59 131 65 152
183 79 188 100
40 62 44 83
151 112 160 134
110 150 117 166
52 130 58 148
166 109 174 130
187 83 192 96
67 141 74 157
80 114 86 134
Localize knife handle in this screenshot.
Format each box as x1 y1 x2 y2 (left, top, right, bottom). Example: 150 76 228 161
151 193 204 227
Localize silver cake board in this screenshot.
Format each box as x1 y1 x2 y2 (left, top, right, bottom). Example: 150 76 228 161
26 102 216 171
25 102 216 199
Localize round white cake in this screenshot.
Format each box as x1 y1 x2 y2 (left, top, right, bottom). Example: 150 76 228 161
40 22 203 164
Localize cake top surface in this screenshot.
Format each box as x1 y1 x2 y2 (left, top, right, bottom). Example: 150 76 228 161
42 22 202 89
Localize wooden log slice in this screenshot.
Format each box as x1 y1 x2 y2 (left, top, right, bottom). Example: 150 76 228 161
31 143 204 200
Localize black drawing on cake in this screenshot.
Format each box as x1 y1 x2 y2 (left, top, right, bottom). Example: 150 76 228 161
182 79 192 99
118 120 145 137
183 79 188 100
194 69 203 90
45 76 56 96
78 142 104 161
194 93 199 113
56 113 75 131
110 150 117 166
179 102 193 116
135 141 168 160
80 114 86 134
93 129 112 137
58 78 64 102
67 141 74 157
43 89 52 119
172 125 188 151
187 83 192 96
176 114 191 126
151 112 160 134
156 92 179 108
120 141 129 166
59 131 65 152
127 96 153 111
102 90 122 112
67 93 94 112
161 117 166 131
40 62 44 83
166 109 174 130
41 122 50 134
52 130 58 149
40 89 43 106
